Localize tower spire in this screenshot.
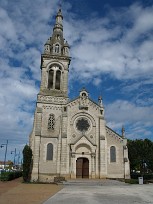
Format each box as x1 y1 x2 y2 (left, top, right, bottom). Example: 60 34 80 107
59 0 63 9
122 125 125 138
53 8 63 31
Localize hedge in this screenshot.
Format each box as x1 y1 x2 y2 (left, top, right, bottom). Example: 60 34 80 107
0 171 22 181
131 173 153 180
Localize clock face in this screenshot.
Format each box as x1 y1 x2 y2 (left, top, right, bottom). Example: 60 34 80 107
76 117 90 133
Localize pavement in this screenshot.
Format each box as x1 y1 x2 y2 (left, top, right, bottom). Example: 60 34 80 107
0 178 153 204
43 179 153 204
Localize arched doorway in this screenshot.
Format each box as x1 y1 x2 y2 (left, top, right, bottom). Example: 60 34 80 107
76 158 89 178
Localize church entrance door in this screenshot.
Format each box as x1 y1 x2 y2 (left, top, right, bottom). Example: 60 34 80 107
76 158 89 178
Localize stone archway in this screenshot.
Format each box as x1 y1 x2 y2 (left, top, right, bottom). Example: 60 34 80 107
76 157 89 178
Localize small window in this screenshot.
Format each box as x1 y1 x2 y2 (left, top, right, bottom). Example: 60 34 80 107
64 107 67 112
110 146 116 162
100 110 103 115
48 114 55 130
46 143 53 160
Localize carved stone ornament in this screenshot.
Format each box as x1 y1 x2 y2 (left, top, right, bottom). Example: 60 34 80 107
79 93 88 109
71 152 75 158
91 153 96 158
38 95 68 104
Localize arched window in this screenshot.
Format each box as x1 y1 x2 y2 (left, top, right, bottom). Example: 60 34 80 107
46 143 53 160
48 114 55 130
48 65 62 90
55 70 61 90
110 146 116 162
48 69 54 89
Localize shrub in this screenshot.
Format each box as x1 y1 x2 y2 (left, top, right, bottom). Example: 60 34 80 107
0 171 22 181
22 145 32 182
131 173 153 180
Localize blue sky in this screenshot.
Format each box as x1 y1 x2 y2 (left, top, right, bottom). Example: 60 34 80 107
0 0 153 162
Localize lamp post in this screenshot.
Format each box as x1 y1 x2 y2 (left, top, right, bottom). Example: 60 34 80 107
0 140 8 169
17 152 20 165
16 152 20 169
11 148 17 166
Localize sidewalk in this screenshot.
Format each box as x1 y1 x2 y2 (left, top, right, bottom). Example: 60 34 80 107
0 178 63 204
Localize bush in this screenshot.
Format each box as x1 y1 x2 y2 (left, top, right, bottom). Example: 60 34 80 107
0 171 22 181
22 145 32 182
131 173 153 180
125 179 139 184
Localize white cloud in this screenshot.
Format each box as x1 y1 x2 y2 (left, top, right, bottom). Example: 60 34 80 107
105 100 153 139
0 0 60 160
106 100 153 123
64 3 153 81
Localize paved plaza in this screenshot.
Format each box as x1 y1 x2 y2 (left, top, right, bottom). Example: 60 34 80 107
44 180 153 204
0 178 153 203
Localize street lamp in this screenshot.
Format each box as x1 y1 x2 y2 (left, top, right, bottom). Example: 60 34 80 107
11 148 17 166
0 140 8 169
16 152 20 168
17 152 20 166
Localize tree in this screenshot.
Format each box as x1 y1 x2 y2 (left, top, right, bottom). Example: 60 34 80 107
22 145 32 182
128 139 153 174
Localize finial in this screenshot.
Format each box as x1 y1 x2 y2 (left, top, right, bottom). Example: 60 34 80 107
122 125 125 138
98 96 103 107
59 0 63 10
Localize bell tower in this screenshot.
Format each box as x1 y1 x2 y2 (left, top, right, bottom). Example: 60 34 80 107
39 9 71 98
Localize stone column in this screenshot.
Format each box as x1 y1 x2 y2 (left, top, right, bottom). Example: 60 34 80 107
123 141 130 179
70 153 76 179
91 153 96 178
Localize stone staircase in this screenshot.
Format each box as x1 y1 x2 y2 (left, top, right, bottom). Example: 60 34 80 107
62 179 127 186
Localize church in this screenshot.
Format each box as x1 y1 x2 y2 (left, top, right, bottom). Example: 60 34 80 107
29 9 130 182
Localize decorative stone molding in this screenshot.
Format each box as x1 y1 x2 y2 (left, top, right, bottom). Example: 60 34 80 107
38 95 68 104
123 145 127 150
72 134 76 138
91 153 96 158
100 135 105 140
62 133 67 138
37 107 42 113
106 126 123 143
71 152 75 158
42 105 62 110
124 158 128 162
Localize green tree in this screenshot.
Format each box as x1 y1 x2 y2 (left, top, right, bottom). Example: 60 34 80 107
22 144 32 182
128 139 153 174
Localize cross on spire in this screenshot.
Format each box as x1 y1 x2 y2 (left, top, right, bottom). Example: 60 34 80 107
59 0 63 9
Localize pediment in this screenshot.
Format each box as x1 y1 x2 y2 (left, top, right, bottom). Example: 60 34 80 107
68 96 100 110
70 135 97 153
70 134 96 147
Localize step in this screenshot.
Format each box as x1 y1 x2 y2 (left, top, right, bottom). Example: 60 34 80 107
62 179 127 186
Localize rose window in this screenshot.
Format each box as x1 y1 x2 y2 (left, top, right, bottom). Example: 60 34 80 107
76 118 90 133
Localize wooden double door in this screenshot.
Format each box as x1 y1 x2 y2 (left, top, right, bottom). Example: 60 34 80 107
76 158 89 178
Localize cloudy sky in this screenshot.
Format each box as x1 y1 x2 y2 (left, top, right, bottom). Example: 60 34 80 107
0 0 153 162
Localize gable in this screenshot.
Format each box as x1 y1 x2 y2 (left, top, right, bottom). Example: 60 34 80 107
70 135 97 154
67 96 101 114
106 126 124 144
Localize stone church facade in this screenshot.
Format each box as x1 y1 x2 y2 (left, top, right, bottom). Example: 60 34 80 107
29 9 130 182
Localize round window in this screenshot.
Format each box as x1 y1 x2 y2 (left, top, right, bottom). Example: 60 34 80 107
76 117 90 133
